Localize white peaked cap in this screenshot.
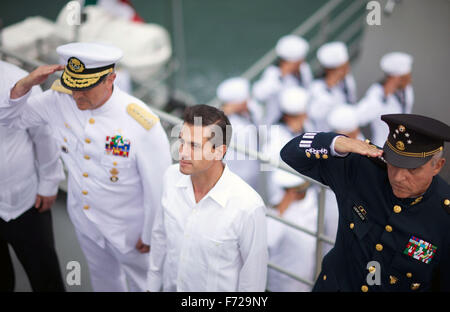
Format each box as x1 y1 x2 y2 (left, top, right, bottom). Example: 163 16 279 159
275 35 309 62
57 42 123 68
216 77 250 103
380 52 413 76
273 169 305 189
317 41 349 68
279 86 309 115
327 104 359 133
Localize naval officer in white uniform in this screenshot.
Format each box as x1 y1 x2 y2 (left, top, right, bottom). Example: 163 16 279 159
253 35 313 125
308 42 357 132
0 42 172 292
217 77 263 191
356 52 414 146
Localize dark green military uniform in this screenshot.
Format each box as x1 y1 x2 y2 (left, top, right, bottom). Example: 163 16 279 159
280 114 450 292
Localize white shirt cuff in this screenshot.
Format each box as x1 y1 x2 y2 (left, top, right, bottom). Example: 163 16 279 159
330 136 349 157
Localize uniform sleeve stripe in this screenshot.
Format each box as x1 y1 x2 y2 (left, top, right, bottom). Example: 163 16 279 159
299 143 312 148
300 140 312 144
303 135 316 139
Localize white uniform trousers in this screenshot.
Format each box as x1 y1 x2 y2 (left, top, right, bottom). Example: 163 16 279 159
75 230 148 292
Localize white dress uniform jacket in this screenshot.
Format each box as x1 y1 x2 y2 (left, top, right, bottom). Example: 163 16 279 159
253 63 313 125
0 85 171 254
356 83 414 147
307 74 357 132
224 100 263 191
267 188 318 292
0 61 64 222
147 164 268 292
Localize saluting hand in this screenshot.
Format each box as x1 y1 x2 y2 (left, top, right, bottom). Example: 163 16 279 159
334 136 384 158
10 64 65 99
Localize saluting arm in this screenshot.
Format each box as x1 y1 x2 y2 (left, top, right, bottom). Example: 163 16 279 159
280 132 383 193
0 65 63 129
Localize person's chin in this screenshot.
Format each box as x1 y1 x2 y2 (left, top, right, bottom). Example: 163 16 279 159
76 104 90 111
391 186 410 198
179 161 193 175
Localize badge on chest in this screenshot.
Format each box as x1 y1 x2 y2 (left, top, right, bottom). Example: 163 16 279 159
105 135 130 158
403 236 437 264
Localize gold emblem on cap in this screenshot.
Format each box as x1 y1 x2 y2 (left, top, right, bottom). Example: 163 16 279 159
68 57 85 73
444 199 450 206
398 125 406 132
396 141 405 151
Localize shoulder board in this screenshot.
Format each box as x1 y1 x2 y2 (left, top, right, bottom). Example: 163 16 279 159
126 103 159 131
50 79 72 95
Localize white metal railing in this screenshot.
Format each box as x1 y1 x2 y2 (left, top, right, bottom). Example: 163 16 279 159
0 0 368 291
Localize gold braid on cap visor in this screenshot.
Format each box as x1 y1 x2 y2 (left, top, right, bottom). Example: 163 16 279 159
62 66 113 89
386 141 443 158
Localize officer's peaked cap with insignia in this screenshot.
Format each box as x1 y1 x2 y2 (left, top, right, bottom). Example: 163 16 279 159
56 42 123 91
381 114 450 169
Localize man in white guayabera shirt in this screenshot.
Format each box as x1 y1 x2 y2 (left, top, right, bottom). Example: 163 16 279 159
0 60 65 292
147 104 268 292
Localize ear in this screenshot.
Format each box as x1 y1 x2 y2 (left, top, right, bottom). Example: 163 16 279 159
107 72 117 85
432 158 446 176
214 144 227 160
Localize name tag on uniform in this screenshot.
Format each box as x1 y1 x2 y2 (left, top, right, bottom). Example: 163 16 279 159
105 135 130 158
403 236 437 264
352 205 368 221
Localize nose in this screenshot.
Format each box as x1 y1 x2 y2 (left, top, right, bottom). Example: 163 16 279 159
391 166 407 183
179 142 190 160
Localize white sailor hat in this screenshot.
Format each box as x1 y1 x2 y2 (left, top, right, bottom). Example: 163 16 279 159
380 52 413 76
327 104 359 133
57 42 123 90
217 77 250 104
275 35 309 62
273 169 306 189
279 86 309 115
317 41 349 68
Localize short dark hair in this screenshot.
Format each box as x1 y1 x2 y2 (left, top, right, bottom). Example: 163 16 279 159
183 104 232 148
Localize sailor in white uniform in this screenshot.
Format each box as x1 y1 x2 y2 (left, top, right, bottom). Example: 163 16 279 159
322 104 365 256
266 169 318 292
308 41 357 132
263 86 314 206
0 42 172 292
252 35 313 125
217 77 263 191
356 52 414 146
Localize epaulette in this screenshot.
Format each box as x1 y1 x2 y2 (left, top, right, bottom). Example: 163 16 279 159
50 79 72 95
126 103 159 131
